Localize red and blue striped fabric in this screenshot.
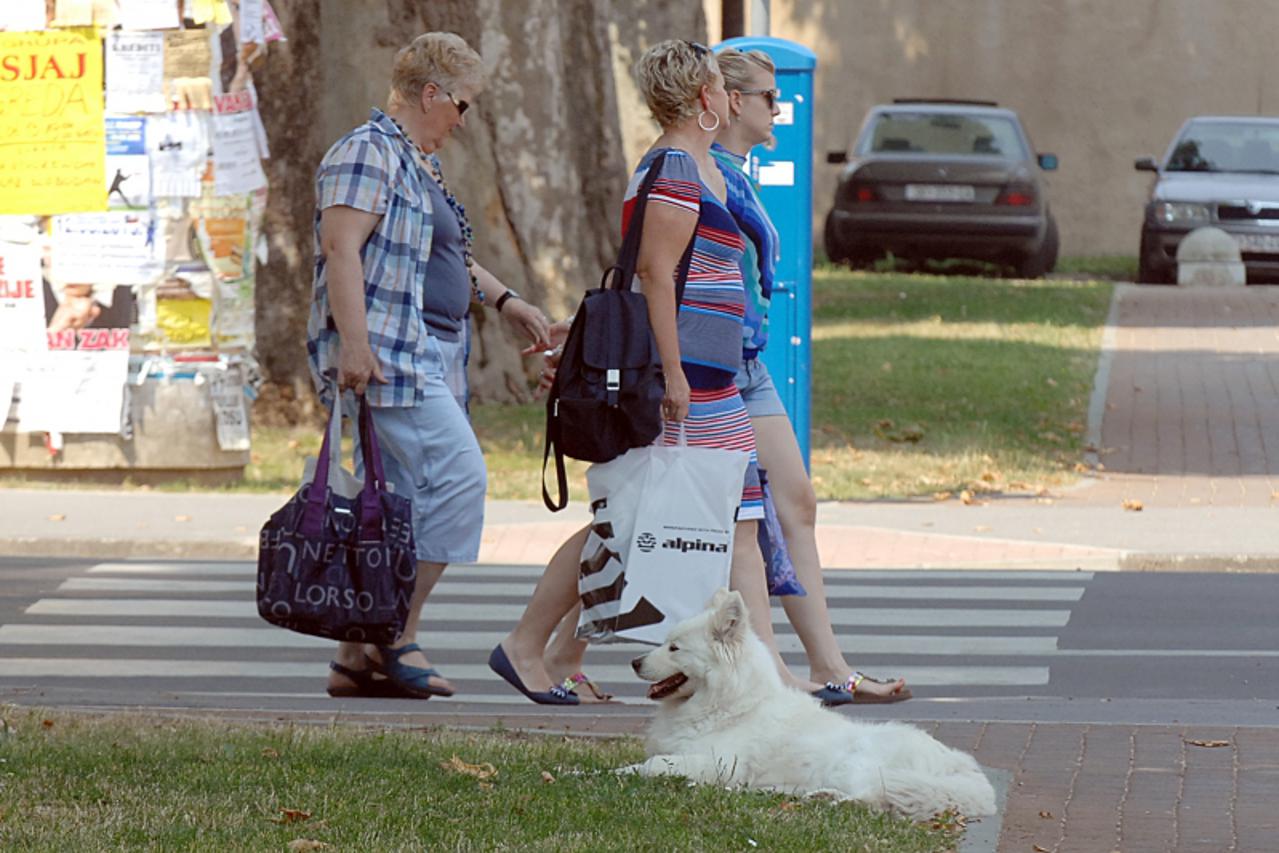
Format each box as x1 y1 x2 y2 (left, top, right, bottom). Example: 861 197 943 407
661 385 764 521
622 148 747 385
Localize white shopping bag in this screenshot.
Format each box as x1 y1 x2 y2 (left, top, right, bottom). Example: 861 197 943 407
576 439 749 645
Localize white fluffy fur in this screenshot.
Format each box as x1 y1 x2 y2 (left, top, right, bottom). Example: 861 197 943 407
624 589 996 820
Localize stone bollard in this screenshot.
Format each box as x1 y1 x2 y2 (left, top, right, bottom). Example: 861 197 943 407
1176 226 1246 287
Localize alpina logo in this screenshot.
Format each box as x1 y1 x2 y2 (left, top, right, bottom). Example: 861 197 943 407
636 532 657 553
662 536 728 554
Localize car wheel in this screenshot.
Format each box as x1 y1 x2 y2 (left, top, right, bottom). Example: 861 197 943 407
1136 230 1171 284
823 214 850 265
1016 216 1059 279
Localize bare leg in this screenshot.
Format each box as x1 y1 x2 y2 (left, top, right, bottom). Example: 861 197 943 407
329 559 452 692
496 525 589 693
729 518 814 689
754 415 905 697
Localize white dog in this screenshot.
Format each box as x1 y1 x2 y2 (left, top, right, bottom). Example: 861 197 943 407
625 589 996 820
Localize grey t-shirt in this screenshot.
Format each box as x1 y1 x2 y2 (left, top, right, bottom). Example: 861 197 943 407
420 174 471 342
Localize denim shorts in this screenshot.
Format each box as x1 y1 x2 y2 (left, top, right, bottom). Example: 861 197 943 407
352 335 485 564
733 357 788 419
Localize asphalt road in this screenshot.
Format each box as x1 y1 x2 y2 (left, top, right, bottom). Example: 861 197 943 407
1 557 1276 728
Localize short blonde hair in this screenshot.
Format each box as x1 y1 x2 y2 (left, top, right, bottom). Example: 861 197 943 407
390 32 484 107
635 39 718 128
716 47 774 92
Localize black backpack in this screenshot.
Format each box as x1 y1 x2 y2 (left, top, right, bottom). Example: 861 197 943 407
542 150 693 511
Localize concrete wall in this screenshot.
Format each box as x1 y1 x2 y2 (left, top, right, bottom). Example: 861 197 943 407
770 0 1279 257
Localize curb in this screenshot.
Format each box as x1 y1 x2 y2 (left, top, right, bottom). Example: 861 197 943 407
1118 552 1279 572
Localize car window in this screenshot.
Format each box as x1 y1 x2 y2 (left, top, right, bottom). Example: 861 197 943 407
1166 121 1279 173
859 112 1028 158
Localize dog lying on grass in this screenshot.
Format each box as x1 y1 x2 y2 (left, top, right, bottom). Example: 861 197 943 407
624 589 996 820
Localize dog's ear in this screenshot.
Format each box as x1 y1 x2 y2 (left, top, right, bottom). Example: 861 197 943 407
709 589 747 648
706 587 733 610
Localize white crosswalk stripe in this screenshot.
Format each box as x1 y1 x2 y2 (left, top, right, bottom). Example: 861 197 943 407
1 561 1096 703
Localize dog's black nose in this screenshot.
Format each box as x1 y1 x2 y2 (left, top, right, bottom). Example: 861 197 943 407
630 655 645 673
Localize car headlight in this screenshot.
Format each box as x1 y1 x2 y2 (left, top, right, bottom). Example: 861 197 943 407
1154 202 1211 224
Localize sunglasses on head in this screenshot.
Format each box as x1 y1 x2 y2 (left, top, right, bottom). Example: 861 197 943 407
684 39 711 58
737 87 780 109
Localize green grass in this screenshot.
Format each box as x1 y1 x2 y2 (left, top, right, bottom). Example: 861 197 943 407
1053 255 1137 281
0 710 959 851
807 269 1110 500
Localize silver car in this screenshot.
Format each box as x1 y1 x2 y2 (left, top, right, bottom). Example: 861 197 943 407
1136 116 1279 283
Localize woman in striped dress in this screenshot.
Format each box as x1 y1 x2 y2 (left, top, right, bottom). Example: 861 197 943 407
489 39 804 704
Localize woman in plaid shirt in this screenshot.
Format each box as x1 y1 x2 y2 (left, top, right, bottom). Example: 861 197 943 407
308 33 551 699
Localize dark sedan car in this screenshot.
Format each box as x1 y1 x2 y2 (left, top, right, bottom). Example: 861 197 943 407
1136 116 1279 283
823 100 1059 277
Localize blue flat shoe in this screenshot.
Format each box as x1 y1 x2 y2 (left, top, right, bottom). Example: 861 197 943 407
367 643 454 699
488 644 579 705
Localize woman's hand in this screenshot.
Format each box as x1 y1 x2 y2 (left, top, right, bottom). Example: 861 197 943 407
662 367 690 423
520 318 570 357
501 297 552 349
338 342 387 396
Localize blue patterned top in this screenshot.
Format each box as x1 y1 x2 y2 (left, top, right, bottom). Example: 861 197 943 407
711 142 779 359
307 109 436 407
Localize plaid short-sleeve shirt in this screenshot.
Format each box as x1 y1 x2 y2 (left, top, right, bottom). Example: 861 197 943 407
306 109 436 407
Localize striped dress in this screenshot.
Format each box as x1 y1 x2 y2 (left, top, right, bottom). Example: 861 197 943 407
622 148 764 521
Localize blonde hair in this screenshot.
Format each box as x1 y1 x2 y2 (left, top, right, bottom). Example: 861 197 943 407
716 47 774 92
635 39 718 128
389 32 484 108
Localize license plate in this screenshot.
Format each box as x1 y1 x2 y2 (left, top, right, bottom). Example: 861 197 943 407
1234 233 1279 254
904 183 975 202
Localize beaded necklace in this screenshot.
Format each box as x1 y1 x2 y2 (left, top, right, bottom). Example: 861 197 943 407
388 116 482 302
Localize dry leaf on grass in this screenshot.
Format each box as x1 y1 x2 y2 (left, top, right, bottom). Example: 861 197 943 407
271 808 312 825
1122 499 1144 512
1185 739 1230 748
440 755 498 780
540 770 555 784
286 841 329 852
261 747 280 759
932 491 952 502
41 719 54 729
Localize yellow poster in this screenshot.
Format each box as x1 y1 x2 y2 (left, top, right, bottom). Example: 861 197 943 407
0 29 106 215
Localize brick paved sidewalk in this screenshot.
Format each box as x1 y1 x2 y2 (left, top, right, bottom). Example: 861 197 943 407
1075 285 1279 511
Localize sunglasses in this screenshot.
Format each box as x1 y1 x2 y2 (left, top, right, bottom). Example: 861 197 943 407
684 39 711 58
445 91 469 116
737 87 780 109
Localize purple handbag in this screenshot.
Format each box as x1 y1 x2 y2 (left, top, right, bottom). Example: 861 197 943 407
257 395 417 644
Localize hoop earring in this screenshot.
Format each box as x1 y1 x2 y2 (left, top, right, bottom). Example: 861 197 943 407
697 109 721 132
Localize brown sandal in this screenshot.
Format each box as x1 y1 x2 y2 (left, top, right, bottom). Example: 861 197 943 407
560 672 615 702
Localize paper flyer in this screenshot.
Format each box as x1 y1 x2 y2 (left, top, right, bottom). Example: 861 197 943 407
105 30 166 114
50 212 165 285
0 29 106 215
106 116 152 210
0 240 48 352
117 0 181 30
146 111 211 197
211 92 267 195
0 1 48 31
17 284 133 434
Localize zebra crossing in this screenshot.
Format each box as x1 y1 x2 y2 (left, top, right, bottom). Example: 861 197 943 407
0 561 1093 708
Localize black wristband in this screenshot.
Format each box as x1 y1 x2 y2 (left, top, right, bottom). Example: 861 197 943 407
495 289 520 313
